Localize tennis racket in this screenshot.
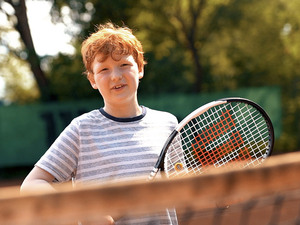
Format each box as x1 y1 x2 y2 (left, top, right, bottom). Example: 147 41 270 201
149 97 274 180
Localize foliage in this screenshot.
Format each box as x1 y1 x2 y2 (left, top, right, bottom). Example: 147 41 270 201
1 0 53 101
0 52 39 103
48 50 99 101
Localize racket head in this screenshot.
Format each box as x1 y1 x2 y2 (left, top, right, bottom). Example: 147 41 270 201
164 97 274 178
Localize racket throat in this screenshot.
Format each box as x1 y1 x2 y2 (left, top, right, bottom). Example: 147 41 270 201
149 168 159 180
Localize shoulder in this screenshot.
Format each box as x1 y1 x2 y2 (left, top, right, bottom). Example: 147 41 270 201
64 109 108 132
144 107 178 125
71 109 103 124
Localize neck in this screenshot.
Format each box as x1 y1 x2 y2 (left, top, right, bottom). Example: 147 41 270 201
103 103 142 118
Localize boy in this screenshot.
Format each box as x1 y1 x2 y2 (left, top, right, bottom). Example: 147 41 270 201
21 22 178 224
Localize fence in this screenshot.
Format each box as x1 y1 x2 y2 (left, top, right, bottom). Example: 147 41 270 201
0 86 281 168
1 151 300 225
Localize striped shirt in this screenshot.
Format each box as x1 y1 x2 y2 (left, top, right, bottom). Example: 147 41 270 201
36 106 178 224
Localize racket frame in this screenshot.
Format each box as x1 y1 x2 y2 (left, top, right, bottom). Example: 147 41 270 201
149 97 274 180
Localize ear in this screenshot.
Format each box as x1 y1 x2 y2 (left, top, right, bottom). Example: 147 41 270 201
88 73 97 89
138 68 144 79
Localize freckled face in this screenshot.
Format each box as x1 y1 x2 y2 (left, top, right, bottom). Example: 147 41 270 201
89 54 144 107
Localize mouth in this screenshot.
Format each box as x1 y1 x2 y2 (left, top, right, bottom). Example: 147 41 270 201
112 84 126 90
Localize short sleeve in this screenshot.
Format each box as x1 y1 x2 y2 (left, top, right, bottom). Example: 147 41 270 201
36 119 80 182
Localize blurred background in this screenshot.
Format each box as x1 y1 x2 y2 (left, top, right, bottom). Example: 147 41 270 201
0 0 299 186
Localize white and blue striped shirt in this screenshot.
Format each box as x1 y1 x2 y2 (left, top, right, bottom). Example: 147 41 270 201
36 106 178 224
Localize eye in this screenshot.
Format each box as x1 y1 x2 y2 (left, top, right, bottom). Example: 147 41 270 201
120 60 133 67
99 68 109 73
121 63 130 67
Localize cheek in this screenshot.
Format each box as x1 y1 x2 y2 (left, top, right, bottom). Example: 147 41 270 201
128 73 140 87
95 78 108 93
89 74 101 89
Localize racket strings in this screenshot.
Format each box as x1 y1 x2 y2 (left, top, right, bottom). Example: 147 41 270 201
165 102 272 177
233 104 270 162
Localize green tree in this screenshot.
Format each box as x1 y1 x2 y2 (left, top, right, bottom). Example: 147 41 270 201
126 0 300 151
1 0 52 101
127 0 250 93
216 0 300 151
0 52 39 103
0 0 95 102
49 49 98 101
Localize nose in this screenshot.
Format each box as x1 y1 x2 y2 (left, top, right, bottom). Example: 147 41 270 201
111 68 123 81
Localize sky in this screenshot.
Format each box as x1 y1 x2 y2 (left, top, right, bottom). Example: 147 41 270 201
0 0 76 56
26 0 76 56
0 0 77 100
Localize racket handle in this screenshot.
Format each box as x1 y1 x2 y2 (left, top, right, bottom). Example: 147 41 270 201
148 168 159 181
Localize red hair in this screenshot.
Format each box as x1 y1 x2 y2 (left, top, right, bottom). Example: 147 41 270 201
81 23 146 80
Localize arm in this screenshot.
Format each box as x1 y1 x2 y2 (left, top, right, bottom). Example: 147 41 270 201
20 166 57 194
21 167 115 224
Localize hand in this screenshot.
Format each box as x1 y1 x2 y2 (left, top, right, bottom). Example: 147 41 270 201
78 215 115 225
103 215 115 225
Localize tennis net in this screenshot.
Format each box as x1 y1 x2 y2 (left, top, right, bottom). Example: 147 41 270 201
0 151 300 225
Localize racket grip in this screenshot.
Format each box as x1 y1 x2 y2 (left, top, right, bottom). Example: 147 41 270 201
148 168 159 181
